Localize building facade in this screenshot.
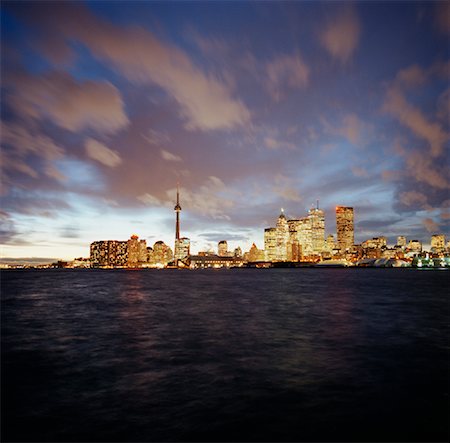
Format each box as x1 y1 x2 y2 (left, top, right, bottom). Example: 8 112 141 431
336 206 354 252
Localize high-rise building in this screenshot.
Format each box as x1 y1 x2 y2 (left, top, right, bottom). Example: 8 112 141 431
275 209 289 261
127 234 142 267
234 246 243 258
336 206 354 252
308 204 325 253
431 234 445 253
408 239 422 253
218 240 228 257
397 236 407 248
326 234 335 251
90 240 128 267
264 228 277 261
152 241 174 266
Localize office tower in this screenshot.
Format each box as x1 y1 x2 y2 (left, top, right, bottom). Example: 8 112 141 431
152 241 174 266
218 240 228 257
275 209 289 261
177 237 190 260
296 217 313 256
408 239 422 253
234 246 243 258
127 235 140 267
326 234 335 251
362 237 387 249
90 240 128 267
264 227 277 261
308 203 325 253
431 234 445 253
397 236 407 248
247 243 265 262
336 206 354 252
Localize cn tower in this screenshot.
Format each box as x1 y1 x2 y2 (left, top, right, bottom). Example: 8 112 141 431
174 183 181 241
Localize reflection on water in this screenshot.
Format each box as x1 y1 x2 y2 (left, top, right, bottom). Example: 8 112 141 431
2 268 449 442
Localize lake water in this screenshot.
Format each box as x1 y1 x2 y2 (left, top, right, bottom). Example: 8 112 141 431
2 268 449 442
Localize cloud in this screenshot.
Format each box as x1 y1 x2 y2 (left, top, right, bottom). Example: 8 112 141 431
383 86 448 157
167 176 233 219
320 5 361 63
264 137 296 150
85 138 122 167
339 114 365 145
137 193 161 206
24 3 251 131
6 70 129 135
351 166 369 178
160 149 182 162
265 53 309 101
142 129 171 145
399 191 429 208
422 217 439 233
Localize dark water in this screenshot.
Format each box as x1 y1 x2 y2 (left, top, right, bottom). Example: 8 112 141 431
2 268 449 442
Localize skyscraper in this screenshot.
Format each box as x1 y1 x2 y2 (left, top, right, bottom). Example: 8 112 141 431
275 209 289 261
308 203 325 253
336 206 354 252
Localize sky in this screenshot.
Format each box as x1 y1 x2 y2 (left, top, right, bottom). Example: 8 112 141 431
1 0 449 261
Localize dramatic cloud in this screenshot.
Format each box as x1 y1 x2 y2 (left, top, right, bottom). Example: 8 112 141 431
5 71 129 134
23 3 251 131
161 149 182 162
137 193 161 206
264 137 296 150
265 53 309 101
320 5 361 63
167 176 234 219
422 217 439 233
399 191 429 208
384 86 448 158
85 138 122 168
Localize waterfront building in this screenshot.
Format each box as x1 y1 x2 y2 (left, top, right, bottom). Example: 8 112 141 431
218 240 229 257
326 234 335 251
275 210 289 261
397 236 407 248
296 217 313 257
246 243 266 262
90 240 128 267
189 254 245 269
308 205 325 253
127 234 141 267
234 246 243 258
264 227 277 261
336 206 354 252
362 237 387 249
152 241 174 267
431 234 445 253
408 239 422 253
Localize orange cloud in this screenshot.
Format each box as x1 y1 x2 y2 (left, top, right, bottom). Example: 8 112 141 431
85 138 122 168
320 5 361 63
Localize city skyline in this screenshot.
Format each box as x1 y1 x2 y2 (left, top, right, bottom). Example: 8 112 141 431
1 1 449 261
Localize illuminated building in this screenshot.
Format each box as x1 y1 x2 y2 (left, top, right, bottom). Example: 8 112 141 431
362 237 387 249
264 228 277 261
336 206 354 252
431 234 445 253
90 240 128 267
326 234 335 251
176 237 190 261
152 241 173 267
275 209 289 261
173 183 186 262
308 204 325 253
397 236 407 248
127 234 142 267
246 243 266 262
408 239 422 253
295 217 313 257
218 240 229 257
234 246 243 258
189 254 245 269
287 220 301 261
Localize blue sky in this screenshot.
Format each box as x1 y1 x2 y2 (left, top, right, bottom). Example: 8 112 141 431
1 1 449 260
